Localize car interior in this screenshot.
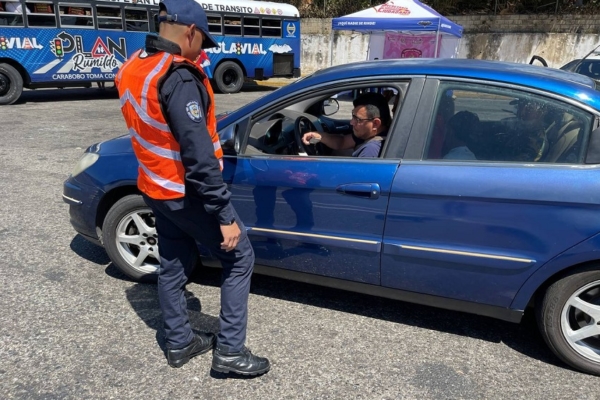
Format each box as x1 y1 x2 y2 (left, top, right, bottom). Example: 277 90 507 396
426 85 592 164
240 83 408 158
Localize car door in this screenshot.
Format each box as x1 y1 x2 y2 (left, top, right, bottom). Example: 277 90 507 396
221 79 423 285
381 78 600 307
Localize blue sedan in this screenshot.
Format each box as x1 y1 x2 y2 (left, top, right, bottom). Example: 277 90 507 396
63 58 600 376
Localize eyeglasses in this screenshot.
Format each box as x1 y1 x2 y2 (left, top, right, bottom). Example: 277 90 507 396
351 114 375 123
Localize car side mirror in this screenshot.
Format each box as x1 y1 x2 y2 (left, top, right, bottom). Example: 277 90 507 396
219 125 239 155
322 98 340 116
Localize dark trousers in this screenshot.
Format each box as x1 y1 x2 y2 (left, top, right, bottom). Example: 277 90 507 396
144 196 254 352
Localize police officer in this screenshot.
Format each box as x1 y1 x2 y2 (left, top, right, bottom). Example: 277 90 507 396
114 0 269 376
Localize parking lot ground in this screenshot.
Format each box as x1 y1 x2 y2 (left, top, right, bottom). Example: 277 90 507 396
0 87 599 399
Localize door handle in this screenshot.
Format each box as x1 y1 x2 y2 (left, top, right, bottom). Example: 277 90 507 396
336 183 380 199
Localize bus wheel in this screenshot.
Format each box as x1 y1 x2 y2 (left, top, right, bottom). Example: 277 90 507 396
0 63 24 105
214 61 244 94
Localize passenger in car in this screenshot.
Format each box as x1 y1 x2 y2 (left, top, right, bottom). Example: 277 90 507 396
507 98 550 161
382 89 403 115
302 92 391 157
442 111 479 160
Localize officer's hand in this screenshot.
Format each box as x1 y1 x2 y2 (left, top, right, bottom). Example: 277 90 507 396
302 132 321 145
220 222 241 252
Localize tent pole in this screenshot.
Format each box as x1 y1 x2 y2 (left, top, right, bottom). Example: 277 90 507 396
434 25 441 58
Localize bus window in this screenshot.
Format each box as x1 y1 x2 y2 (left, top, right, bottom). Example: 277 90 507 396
207 14 221 34
96 5 121 30
151 11 158 33
59 3 93 28
125 8 148 32
223 15 240 36
0 0 300 101
262 18 281 37
0 1 25 26
26 1 56 27
243 16 259 36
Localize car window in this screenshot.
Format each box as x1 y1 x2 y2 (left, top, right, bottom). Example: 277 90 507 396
560 60 580 71
424 82 594 164
240 83 408 158
575 61 600 80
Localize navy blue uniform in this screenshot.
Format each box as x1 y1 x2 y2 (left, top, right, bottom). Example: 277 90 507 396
143 35 254 353
351 131 387 158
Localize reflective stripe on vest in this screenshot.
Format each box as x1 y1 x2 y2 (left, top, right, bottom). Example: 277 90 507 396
115 50 221 199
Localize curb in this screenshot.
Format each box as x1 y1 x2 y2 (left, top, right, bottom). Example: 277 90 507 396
251 77 300 87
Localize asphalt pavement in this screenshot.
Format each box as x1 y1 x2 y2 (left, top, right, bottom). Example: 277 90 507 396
0 84 599 399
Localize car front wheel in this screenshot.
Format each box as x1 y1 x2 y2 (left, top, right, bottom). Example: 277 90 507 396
537 265 600 376
102 195 160 282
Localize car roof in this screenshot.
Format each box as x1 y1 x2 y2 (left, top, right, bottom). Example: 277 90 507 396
223 58 600 125
311 58 594 87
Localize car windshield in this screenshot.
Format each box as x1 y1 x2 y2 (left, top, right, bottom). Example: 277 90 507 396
561 59 600 80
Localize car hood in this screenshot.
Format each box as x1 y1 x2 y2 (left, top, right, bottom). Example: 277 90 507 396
92 134 134 155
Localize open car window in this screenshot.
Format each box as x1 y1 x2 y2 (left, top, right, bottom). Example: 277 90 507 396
239 83 409 158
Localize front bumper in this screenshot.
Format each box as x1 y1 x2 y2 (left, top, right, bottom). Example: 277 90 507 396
63 176 106 246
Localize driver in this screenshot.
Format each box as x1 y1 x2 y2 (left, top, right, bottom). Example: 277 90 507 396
302 92 391 158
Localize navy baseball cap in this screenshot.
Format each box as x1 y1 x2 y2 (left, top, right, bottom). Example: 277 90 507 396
158 0 218 49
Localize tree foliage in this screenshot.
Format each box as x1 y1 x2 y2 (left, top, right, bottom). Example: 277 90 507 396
275 0 599 18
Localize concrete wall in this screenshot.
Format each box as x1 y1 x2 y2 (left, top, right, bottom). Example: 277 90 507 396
299 15 600 75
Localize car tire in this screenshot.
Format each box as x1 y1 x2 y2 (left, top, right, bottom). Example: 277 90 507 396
0 63 24 105
103 195 160 283
536 265 600 376
214 61 244 94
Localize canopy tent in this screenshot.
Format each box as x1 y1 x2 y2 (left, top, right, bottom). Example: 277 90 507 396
331 0 463 60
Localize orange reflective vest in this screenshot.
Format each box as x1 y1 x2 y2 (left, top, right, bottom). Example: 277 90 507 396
115 49 221 200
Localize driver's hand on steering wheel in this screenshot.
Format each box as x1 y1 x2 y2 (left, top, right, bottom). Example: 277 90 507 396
302 131 322 145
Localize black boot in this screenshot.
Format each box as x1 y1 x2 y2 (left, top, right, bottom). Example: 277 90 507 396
167 332 216 368
212 347 270 376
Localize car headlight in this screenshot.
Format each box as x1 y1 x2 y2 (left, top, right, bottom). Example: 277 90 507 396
71 152 100 177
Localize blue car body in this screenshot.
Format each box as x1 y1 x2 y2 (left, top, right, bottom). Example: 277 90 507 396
64 58 600 329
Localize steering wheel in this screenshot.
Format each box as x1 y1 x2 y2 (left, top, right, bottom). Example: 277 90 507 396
294 115 321 156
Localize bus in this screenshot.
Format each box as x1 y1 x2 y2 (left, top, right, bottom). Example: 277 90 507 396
0 0 301 104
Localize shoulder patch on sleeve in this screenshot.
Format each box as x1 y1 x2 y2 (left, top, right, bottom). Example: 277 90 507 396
185 100 203 122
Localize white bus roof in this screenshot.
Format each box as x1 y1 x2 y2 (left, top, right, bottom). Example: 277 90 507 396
98 0 299 17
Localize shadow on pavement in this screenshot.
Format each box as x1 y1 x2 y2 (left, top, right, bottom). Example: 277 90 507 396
190 266 569 373
84 237 569 374
18 86 119 104
122 272 220 355
69 234 111 265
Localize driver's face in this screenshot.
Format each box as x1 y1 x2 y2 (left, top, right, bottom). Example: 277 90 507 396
350 106 378 140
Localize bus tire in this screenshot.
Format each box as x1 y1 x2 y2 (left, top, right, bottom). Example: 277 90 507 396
214 61 244 94
0 63 23 105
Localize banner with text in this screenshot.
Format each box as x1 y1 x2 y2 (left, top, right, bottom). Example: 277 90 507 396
383 32 439 59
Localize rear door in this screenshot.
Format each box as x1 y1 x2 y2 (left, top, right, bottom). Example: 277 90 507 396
381 78 600 307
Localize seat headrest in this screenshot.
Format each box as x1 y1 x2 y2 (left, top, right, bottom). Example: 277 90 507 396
562 112 575 123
